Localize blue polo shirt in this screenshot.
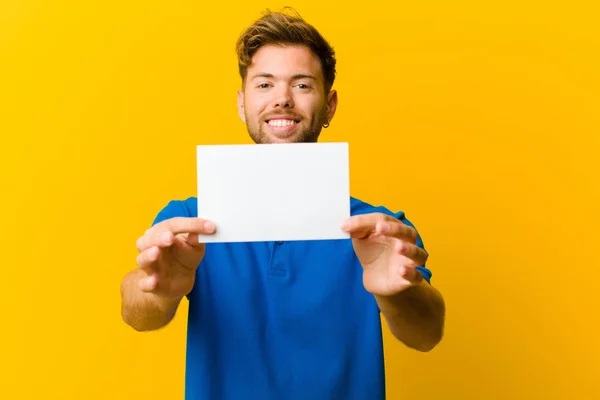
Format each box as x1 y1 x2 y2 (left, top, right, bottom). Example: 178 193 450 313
152 196 431 400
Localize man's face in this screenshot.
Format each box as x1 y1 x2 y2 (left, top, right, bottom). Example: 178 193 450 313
237 44 338 144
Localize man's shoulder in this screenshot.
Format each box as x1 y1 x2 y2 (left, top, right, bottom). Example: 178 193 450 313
152 197 198 225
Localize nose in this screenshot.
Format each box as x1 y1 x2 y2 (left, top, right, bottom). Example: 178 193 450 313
271 85 294 109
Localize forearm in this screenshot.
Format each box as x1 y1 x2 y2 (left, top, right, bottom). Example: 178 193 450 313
120 269 182 332
375 280 445 352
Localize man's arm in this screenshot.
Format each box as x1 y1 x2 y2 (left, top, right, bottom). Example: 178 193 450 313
120 216 216 332
121 268 183 332
341 212 446 352
375 280 445 352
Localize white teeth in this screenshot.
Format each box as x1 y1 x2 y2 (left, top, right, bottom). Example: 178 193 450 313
268 119 296 127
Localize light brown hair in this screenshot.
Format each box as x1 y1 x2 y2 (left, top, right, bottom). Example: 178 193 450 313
236 7 337 93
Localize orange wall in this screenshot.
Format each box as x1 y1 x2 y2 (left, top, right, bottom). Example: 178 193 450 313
1 1 598 399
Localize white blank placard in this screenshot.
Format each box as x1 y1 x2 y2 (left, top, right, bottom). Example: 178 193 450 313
196 142 351 243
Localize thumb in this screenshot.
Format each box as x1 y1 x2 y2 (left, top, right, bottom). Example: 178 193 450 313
186 232 209 248
185 221 216 247
186 233 201 247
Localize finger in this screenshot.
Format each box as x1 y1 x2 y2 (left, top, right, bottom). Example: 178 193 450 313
136 230 173 253
160 217 216 236
395 241 429 266
375 220 418 244
399 265 424 284
137 218 216 252
342 213 418 244
341 213 390 239
139 274 158 292
136 245 161 272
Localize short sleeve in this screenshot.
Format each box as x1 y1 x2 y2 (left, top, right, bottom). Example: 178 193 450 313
151 198 195 226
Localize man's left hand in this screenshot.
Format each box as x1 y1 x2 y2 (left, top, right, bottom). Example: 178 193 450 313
341 213 428 297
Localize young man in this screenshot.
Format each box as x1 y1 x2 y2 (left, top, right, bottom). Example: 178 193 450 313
121 9 445 400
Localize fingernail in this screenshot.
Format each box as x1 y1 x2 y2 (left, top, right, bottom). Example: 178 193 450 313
341 218 350 230
204 221 215 232
380 222 390 233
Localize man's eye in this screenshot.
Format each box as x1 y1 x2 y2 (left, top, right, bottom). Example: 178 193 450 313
296 83 310 89
257 83 270 89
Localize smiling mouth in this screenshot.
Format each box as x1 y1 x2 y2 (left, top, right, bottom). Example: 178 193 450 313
266 119 300 127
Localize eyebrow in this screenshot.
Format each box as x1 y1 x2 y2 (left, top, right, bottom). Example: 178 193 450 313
251 73 318 81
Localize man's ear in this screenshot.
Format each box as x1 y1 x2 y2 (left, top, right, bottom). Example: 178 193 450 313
237 90 246 123
326 89 338 123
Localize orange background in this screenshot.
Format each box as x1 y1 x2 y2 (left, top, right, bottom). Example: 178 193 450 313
1 1 598 399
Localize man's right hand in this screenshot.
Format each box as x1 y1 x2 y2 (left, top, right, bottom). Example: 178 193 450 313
134 217 216 299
